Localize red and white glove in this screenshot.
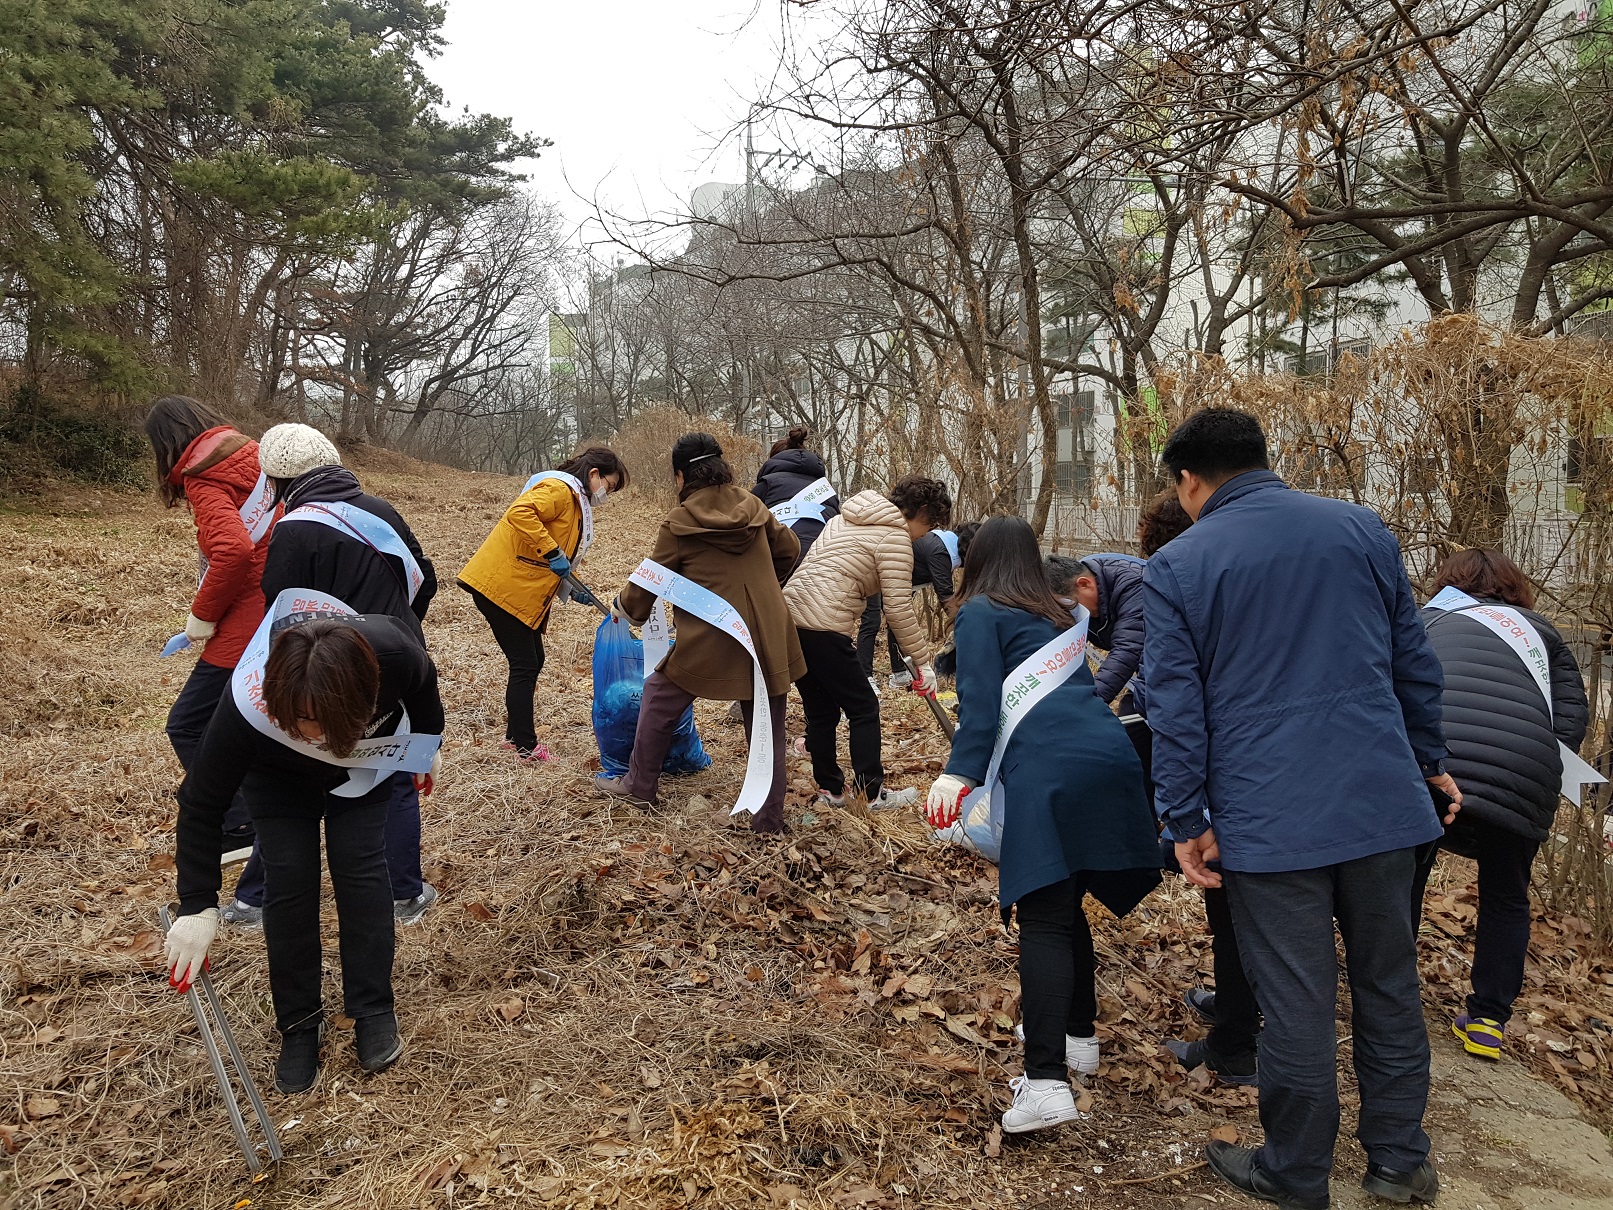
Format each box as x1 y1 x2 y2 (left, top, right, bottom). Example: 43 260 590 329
414 749 442 797
164 907 219 992
925 774 970 829
908 664 937 695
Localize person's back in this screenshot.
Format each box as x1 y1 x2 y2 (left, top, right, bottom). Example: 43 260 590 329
1143 408 1453 1210
263 464 438 643
754 432 840 562
1147 475 1445 871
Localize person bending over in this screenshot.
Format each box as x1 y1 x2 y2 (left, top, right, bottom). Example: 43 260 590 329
925 517 1159 1135
163 613 444 1095
786 476 948 809
458 447 629 764
595 433 803 834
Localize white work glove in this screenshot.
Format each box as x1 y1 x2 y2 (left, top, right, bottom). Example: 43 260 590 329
925 774 971 829
909 664 938 695
610 598 632 626
165 907 220 991
184 612 216 650
414 749 442 796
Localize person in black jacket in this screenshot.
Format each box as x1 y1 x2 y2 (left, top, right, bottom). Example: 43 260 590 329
1414 548 1589 1062
162 612 445 1094
752 427 840 567
857 477 955 688
256 423 440 923
1045 552 1146 705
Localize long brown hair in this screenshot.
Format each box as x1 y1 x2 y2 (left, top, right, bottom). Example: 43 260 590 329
956 516 1074 630
144 395 231 507
263 620 381 758
1431 548 1535 610
769 425 811 457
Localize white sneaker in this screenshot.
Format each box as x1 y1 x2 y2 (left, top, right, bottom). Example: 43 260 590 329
1001 1075 1083 1134
870 785 919 810
889 670 914 690
1014 1023 1101 1075
867 676 882 696
814 788 846 807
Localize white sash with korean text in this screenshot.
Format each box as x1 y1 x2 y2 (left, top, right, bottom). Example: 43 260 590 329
627 559 772 816
769 477 835 528
277 501 424 603
522 470 594 563
943 606 1092 860
232 589 442 798
161 471 278 657
1427 585 1605 801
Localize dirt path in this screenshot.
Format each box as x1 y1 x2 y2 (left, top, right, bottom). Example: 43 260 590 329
1 461 1610 1209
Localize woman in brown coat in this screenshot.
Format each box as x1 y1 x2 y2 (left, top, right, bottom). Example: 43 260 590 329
595 433 805 833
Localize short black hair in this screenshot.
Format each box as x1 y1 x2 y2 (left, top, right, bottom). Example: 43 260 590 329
1160 409 1268 485
1044 554 1089 596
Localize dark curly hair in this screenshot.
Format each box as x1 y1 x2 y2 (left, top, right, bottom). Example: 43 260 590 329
888 475 952 529
1137 490 1193 557
672 432 734 500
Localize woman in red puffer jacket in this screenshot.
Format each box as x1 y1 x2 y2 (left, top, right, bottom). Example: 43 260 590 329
145 395 278 923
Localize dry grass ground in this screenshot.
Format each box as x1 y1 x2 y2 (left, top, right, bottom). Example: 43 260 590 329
2 451 1611 1210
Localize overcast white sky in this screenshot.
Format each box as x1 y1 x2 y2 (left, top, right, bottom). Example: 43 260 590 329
428 0 795 249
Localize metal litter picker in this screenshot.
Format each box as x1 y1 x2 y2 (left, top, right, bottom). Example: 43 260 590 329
159 903 283 1173
900 654 956 741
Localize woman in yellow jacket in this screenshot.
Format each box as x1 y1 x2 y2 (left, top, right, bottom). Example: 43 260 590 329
459 448 630 763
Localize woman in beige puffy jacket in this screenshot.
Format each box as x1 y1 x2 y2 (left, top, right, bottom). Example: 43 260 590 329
783 475 953 808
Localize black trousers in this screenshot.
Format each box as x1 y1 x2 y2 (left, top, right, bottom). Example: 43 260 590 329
1141 717 1259 1058
166 659 265 907
1016 877 1098 1081
1225 848 1432 1200
796 628 884 798
1204 885 1261 1057
1411 818 1539 1025
252 791 395 1035
855 595 902 678
470 587 546 753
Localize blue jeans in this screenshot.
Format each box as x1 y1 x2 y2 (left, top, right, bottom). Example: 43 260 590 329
382 773 425 902
166 660 264 907
1225 847 1432 1199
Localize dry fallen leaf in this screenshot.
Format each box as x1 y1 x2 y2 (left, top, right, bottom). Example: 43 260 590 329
984 1124 1003 1158
24 1096 60 1120
638 1064 662 1089
465 902 497 922
1210 1123 1240 1144
493 997 524 1023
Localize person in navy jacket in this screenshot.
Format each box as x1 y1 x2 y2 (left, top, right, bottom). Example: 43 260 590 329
1142 409 1459 1210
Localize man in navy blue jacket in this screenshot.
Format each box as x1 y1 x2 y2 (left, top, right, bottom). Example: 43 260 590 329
1143 410 1461 1209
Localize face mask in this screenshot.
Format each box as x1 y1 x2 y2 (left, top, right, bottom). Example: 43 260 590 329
590 484 608 506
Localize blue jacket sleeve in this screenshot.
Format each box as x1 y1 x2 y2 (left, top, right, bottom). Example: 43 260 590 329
944 600 1002 785
1379 530 1446 771
1141 556 1211 839
1092 564 1146 704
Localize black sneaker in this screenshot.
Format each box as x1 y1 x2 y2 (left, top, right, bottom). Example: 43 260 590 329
1185 986 1218 1025
274 1025 324 1094
355 1012 403 1074
1167 1036 1258 1085
1206 1139 1330 1210
1362 1161 1439 1204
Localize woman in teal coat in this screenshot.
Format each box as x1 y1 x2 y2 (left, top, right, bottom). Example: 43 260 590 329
926 516 1160 1136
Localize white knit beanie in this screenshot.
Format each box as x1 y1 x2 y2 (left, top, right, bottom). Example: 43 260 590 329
258 423 341 480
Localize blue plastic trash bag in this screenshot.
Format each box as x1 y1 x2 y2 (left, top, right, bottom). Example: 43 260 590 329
592 615 711 777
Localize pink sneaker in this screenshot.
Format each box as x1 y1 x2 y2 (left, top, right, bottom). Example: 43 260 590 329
515 744 550 764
